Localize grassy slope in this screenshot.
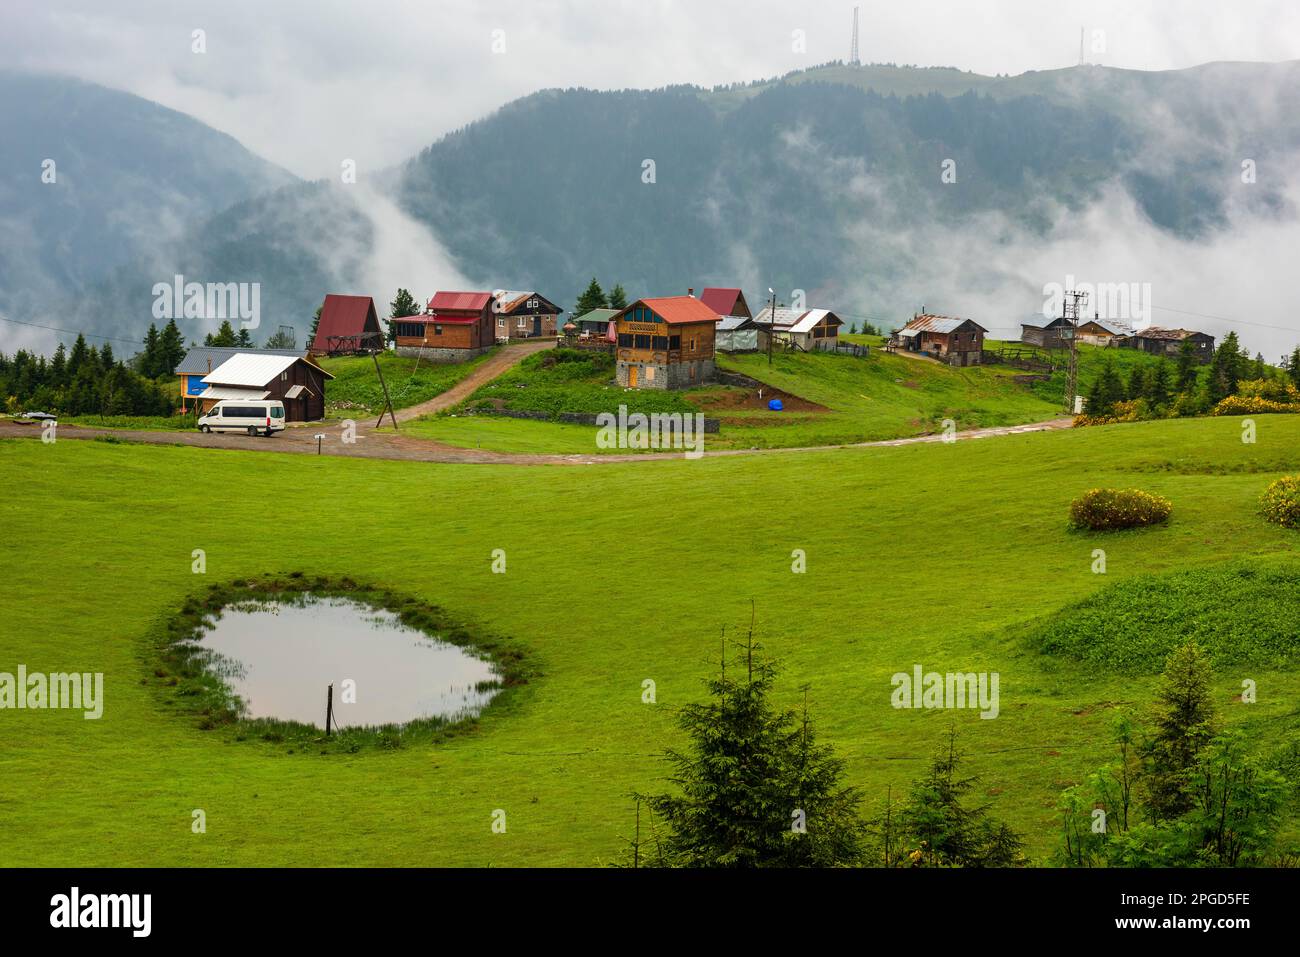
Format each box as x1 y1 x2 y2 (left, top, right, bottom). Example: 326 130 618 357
2 415 1299 865
404 341 1160 454
316 349 499 415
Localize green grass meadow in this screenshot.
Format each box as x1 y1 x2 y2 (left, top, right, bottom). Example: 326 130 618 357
406 341 1163 455
2 414 1299 865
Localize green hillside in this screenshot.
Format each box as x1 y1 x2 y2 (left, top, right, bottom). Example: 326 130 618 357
3 413 1298 865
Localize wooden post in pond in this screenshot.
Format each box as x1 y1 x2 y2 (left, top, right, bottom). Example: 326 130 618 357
326 683 334 736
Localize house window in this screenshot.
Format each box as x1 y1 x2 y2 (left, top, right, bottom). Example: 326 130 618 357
527 298 539 309
689 337 696 351
434 325 443 336
618 333 633 347
634 334 651 349
645 366 655 381
652 336 668 350
497 317 505 328
517 317 528 329
670 335 681 349
280 371 288 382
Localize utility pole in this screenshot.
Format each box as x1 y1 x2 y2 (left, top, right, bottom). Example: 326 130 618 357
371 349 398 430
766 288 776 367
1062 289 1088 414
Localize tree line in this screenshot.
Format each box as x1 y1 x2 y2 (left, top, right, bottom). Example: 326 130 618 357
1085 332 1300 420
1 333 173 417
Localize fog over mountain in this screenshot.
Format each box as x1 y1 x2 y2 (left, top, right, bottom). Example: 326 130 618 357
5 57 1300 360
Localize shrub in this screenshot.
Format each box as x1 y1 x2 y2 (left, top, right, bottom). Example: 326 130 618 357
1212 394 1300 416
1069 487 1172 530
1260 475 1300 529
1072 399 1146 428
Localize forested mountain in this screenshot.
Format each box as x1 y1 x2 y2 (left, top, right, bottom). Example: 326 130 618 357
11 60 1300 351
0 71 297 333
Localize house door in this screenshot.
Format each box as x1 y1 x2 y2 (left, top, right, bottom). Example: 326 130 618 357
532 317 541 336
628 366 639 388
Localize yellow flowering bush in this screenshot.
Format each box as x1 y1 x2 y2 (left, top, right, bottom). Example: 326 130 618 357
1260 475 1300 529
1073 399 1146 428
1212 394 1300 416
1069 488 1173 530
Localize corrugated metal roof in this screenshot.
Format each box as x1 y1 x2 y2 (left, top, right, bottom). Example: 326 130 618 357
428 291 492 312
902 314 987 335
312 294 382 353
199 386 270 401
203 353 300 387
716 314 754 331
1080 317 1134 336
632 296 722 326
751 306 803 328
788 309 841 334
574 308 619 324
176 346 302 376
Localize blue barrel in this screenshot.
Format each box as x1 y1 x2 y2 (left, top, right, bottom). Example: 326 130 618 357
768 398 784 411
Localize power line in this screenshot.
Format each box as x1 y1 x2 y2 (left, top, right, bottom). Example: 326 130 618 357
0 313 145 347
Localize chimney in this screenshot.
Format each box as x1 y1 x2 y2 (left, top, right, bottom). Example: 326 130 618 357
687 287 694 297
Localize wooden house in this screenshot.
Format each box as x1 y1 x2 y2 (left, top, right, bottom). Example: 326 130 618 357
1124 327 1215 363
699 288 753 320
1075 316 1133 347
176 346 303 414
896 314 986 366
198 352 333 422
310 294 384 356
492 290 563 341
753 306 844 352
1020 316 1073 349
573 307 619 339
613 296 720 389
392 291 497 362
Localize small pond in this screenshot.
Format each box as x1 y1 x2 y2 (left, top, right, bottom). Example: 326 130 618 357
195 594 500 729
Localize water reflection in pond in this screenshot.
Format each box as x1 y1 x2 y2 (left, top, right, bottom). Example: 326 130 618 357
197 595 499 729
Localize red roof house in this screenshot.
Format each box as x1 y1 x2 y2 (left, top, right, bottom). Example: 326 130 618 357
699 287 752 319
391 291 498 362
310 294 384 355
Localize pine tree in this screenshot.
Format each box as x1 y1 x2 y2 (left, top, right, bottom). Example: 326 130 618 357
574 277 607 317
1208 331 1244 402
264 328 295 349
1143 642 1217 822
67 334 89 379
607 283 629 310
1125 364 1147 402
308 305 323 349
1146 359 1172 408
1175 339 1200 394
895 729 1024 867
1252 353 1268 381
205 321 238 347
159 319 186 375
49 343 67 389
235 327 253 348
141 324 161 378
636 631 867 867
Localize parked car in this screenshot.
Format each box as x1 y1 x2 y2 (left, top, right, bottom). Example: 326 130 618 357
20 411 57 421
197 399 286 436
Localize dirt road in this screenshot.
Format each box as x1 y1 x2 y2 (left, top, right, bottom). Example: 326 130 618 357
0 416 1075 466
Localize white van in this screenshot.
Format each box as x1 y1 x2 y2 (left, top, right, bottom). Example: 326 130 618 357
198 399 286 436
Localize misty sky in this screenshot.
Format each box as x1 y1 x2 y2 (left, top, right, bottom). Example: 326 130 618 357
7 0 1300 179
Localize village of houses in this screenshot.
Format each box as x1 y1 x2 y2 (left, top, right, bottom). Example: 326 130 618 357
176 283 1217 422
